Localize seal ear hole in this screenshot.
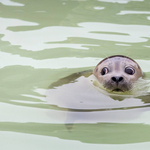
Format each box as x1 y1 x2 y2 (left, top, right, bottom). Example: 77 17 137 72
101 67 109 75
125 67 135 75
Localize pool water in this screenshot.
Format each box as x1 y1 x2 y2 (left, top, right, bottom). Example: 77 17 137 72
1 0 150 149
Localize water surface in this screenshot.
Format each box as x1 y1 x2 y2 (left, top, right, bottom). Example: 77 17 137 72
1 0 150 149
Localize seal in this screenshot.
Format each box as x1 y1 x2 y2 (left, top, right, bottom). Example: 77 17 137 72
93 55 143 92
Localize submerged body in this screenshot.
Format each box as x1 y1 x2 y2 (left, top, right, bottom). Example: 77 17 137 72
93 55 143 92
47 55 150 110
46 55 150 134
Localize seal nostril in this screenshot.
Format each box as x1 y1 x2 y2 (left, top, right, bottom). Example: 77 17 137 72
111 76 124 83
119 77 124 82
111 77 117 82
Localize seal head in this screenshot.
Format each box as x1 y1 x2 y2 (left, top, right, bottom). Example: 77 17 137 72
93 55 143 92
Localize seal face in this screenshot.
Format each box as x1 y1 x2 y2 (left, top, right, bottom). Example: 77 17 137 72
93 55 143 92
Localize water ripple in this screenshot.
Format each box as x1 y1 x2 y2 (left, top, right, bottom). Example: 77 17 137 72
0 51 150 72
1 17 150 51
118 11 150 15
0 0 24 6
98 0 144 4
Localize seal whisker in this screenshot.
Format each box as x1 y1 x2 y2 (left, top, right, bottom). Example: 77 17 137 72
126 52 131 58
101 52 108 58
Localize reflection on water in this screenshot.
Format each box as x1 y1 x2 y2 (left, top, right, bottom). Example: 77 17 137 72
2 131 150 150
45 70 150 145
0 0 24 6
118 10 150 15
1 19 150 50
1 0 150 149
47 73 150 110
98 0 144 3
46 71 150 118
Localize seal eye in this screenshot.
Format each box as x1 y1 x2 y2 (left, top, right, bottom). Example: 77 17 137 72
125 67 135 75
101 67 109 75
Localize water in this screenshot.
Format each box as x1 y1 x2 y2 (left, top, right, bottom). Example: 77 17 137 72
1 0 150 149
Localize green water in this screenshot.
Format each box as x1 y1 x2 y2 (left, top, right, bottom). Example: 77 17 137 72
1 0 150 149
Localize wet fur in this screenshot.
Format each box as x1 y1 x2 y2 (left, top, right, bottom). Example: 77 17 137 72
103 79 132 92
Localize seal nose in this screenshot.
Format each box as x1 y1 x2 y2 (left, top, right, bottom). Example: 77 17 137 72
111 76 124 83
